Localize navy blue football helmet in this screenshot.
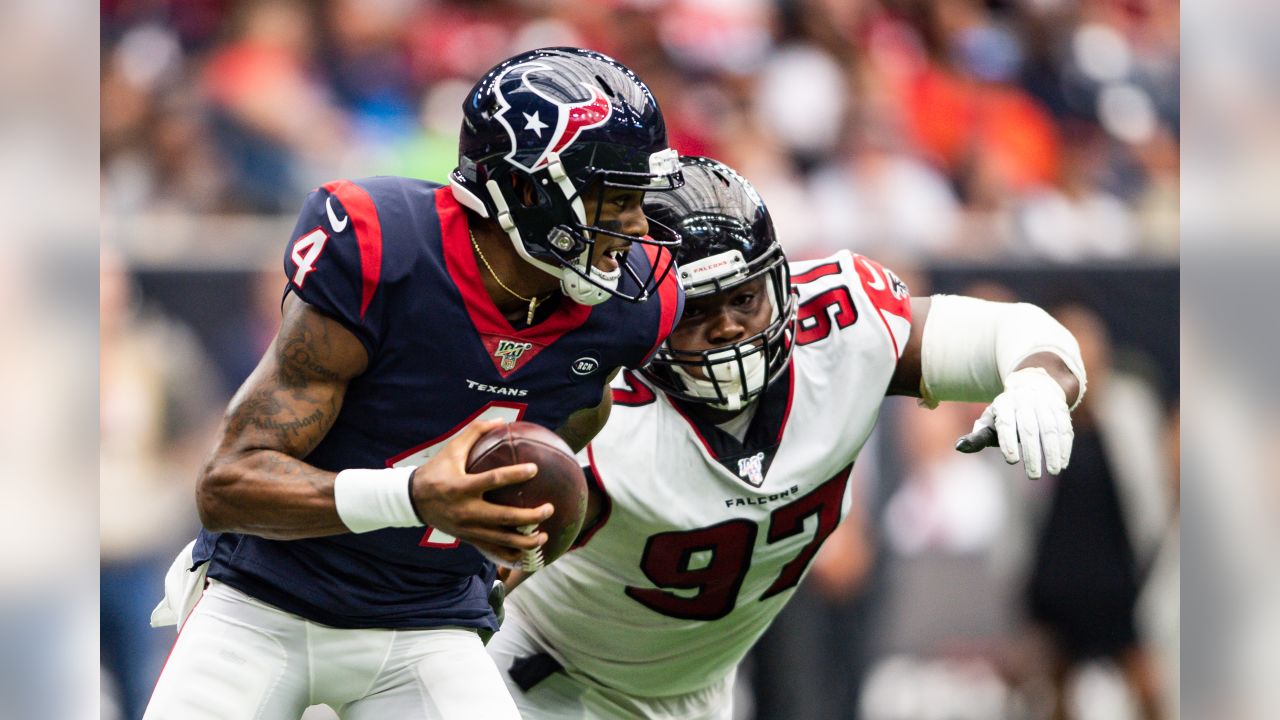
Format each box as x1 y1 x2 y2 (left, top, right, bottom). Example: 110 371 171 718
450 47 684 305
640 157 796 411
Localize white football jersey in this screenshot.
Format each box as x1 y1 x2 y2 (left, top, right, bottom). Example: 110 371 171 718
508 251 912 698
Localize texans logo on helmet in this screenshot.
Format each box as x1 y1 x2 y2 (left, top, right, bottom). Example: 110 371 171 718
492 62 613 173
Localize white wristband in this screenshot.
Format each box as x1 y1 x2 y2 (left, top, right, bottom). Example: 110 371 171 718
333 466 422 534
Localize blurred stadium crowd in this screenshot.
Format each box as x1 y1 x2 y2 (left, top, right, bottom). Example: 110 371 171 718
99 1 1179 719
101 0 1178 261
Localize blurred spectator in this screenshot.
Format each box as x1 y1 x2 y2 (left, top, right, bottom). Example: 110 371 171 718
884 402 1008 558
1023 304 1175 720
1130 126 1179 256
403 0 531 84
903 0 1062 196
101 21 225 214
659 0 776 76
753 42 848 169
321 0 419 144
1016 124 1139 261
100 245 221 720
380 78 472 183
201 0 348 211
807 112 962 259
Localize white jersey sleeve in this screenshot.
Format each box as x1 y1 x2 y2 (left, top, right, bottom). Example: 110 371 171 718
504 251 911 699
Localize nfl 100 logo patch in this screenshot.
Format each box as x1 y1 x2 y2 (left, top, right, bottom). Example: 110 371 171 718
737 451 767 487
494 339 533 372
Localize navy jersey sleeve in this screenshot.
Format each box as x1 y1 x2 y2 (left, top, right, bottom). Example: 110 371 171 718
635 244 685 367
283 180 388 355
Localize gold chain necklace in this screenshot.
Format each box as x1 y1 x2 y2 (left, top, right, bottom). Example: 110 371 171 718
470 229 546 325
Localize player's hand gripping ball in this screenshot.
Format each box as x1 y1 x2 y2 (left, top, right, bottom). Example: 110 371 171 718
467 422 588 572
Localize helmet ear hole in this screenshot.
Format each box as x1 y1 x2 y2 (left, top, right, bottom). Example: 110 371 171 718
510 175 539 208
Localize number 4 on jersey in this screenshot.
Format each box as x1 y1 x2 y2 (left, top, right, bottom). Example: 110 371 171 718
384 404 526 548
291 228 330 288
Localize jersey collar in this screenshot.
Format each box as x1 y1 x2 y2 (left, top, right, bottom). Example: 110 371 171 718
438 187 594 376
667 361 796 487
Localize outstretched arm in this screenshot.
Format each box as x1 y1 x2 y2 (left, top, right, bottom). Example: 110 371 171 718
887 295 1086 478
889 298 1081 404
196 294 552 565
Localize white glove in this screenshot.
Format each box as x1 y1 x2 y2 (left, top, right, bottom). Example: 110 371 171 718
954 367 1074 479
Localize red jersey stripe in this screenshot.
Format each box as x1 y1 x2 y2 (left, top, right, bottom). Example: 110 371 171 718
322 180 383 318
790 261 841 285
642 243 680 362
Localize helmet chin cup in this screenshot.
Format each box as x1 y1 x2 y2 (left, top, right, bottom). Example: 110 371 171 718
549 226 620 306
560 261 619 306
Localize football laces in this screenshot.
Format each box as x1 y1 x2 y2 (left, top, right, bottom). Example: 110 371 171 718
517 524 545 572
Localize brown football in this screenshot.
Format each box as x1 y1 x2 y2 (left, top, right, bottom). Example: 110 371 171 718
466 421 588 572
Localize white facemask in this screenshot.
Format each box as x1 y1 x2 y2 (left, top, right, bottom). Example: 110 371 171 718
671 345 768 412
668 271 783 410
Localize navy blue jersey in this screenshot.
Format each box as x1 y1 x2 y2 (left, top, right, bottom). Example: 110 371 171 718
193 177 683 630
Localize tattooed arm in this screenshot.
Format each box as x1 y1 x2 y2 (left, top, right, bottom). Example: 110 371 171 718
195 293 368 539
196 295 552 561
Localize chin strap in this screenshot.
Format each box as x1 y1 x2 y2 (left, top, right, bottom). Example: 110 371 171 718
547 152 621 305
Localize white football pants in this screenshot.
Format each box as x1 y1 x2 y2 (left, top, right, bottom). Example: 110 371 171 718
486 601 734 720
143 580 521 720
